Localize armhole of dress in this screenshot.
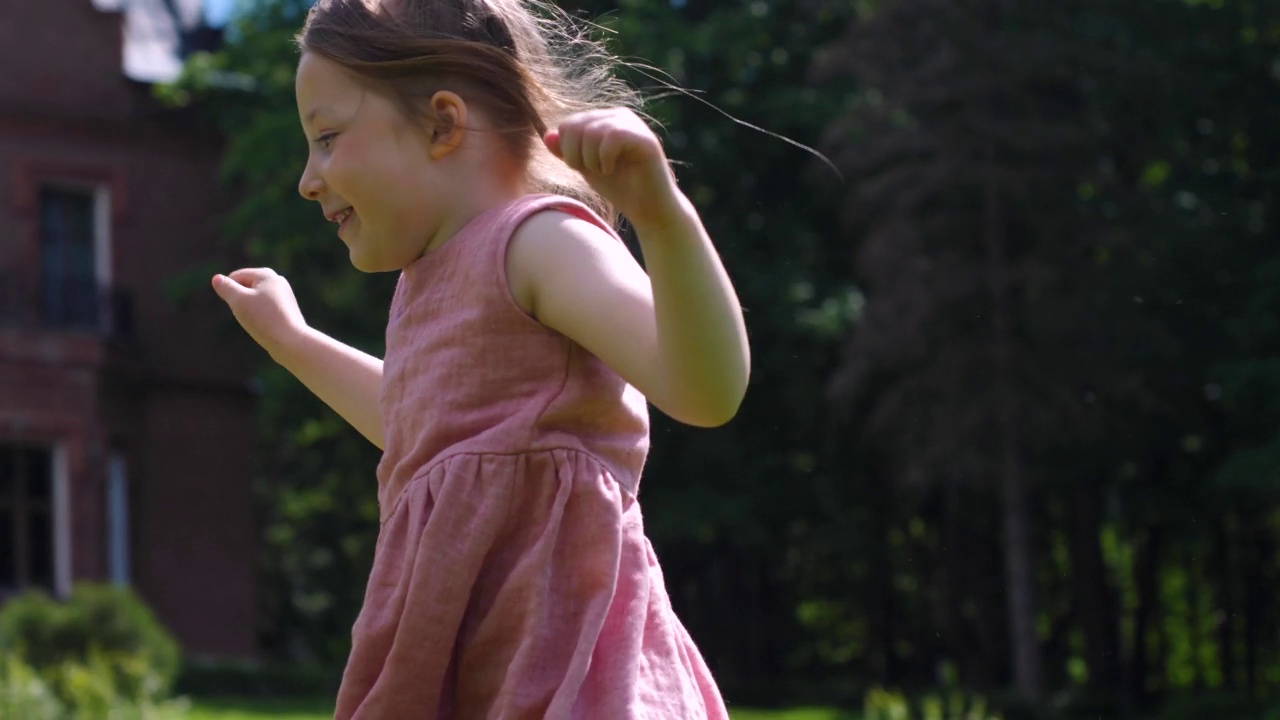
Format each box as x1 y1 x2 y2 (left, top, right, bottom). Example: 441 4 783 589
495 195 623 329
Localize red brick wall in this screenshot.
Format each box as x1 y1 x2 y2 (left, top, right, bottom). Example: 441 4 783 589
0 0 261 659
133 388 258 658
0 0 135 118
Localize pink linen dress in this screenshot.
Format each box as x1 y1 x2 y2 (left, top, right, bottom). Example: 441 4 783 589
332 194 730 720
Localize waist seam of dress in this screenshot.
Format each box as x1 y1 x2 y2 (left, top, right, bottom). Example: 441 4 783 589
381 445 634 522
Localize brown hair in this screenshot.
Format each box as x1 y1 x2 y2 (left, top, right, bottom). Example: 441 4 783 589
296 0 642 223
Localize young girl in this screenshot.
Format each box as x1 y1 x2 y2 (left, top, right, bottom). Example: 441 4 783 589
212 0 749 716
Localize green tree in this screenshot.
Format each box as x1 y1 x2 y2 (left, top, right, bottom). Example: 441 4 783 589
814 0 1190 705
1131 0 1280 701
814 0 1280 713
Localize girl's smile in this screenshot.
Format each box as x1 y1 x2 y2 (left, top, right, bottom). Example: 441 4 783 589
295 52 523 273
332 208 356 236
296 52 447 272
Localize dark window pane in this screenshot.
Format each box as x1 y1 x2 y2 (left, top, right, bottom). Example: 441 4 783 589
39 188 98 329
25 448 51 503
29 510 52 590
0 446 12 500
0 509 13 587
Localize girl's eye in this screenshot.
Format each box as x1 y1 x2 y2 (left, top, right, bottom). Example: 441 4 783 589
316 133 337 149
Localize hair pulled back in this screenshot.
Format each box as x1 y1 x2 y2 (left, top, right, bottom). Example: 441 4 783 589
297 0 642 223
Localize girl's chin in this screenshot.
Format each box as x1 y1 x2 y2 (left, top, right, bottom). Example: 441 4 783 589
348 252 381 274
347 246 402 275
345 243 376 273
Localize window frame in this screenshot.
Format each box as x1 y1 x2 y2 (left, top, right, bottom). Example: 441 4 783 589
0 442 71 599
11 159 126 332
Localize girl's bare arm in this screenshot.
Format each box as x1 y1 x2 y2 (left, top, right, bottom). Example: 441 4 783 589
273 327 385 449
213 269 385 449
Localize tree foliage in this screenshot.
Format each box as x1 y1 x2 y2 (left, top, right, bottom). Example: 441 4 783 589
815 0 1280 712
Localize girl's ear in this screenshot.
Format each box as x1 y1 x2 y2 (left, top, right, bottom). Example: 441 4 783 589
427 91 467 159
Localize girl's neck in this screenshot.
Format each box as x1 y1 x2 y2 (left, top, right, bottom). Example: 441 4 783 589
425 163 528 255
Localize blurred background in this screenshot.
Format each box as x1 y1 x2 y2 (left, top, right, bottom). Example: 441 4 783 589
2 0 1279 718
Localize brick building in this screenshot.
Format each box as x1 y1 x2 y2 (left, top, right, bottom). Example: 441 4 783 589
0 0 259 659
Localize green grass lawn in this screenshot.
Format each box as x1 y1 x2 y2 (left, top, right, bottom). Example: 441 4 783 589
184 696 853 720
184 696 333 720
727 708 854 720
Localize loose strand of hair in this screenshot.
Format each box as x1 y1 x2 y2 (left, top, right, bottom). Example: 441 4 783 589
620 61 844 182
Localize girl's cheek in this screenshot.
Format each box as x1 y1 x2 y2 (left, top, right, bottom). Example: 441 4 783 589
338 131 368 158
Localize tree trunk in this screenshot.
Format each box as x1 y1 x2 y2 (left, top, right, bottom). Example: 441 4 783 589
1071 471 1120 696
1215 516 1237 691
1243 516 1271 699
1245 550 1260 698
1130 525 1163 708
1187 549 1204 690
866 460 897 683
984 140 1044 705
942 484 987 685
1000 447 1043 703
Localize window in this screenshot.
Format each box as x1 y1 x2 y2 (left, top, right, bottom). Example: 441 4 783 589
0 445 55 596
10 163 128 337
39 187 100 330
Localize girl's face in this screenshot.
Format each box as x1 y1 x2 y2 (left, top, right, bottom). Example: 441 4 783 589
295 52 446 273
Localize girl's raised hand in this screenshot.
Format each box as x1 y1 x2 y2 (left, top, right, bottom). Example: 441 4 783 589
544 109 682 229
212 268 309 361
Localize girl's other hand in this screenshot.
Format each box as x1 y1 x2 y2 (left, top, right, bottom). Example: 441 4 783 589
544 108 683 231
212 268 309 362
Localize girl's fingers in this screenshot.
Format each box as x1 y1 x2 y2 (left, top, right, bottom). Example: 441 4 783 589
557 123 583 172
597 130 627 176
227 267 276 287
552 110 664 176
580 120 612 175
543 129 562 158
212 274 250 303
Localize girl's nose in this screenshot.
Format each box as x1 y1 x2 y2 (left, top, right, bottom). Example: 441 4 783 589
298 162 324 200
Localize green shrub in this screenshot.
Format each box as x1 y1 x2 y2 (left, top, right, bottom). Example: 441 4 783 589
0 649 190 720
0 583 180 698
54 648 190 720
0 583 187 718
0 651 66 719
0 589 71 669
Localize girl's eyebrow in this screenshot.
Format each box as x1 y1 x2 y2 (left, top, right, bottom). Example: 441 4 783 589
304 105 335 124
305 90 364 127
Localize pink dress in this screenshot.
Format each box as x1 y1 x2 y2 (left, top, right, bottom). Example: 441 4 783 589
333 194 730 720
